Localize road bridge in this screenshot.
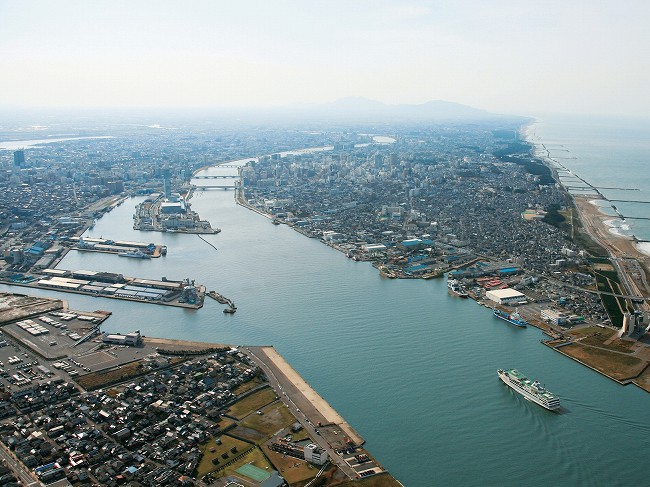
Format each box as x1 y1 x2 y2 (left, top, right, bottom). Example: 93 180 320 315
193 174 240 179
196 185 236 190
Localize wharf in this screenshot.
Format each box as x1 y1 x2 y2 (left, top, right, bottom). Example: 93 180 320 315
69 236 167 258
0 272 205 309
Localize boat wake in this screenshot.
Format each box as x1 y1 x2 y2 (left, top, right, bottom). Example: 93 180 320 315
561 397 650 432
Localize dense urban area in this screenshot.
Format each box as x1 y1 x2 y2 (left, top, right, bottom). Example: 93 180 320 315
0 111 649 486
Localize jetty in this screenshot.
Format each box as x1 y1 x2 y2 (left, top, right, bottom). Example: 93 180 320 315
207 290 237 313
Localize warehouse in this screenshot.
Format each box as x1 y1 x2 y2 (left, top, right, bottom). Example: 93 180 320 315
485 288 527 305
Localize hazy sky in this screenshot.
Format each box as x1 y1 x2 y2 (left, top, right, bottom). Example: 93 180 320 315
2 0 649 116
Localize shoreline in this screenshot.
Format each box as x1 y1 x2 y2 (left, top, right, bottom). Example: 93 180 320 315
523 122 650 295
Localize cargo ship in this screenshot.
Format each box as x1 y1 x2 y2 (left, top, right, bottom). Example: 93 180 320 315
497 368 561 411
493 308 528 327
447 279 468 298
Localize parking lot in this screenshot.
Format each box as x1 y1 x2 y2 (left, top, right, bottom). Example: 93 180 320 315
0 308 154 393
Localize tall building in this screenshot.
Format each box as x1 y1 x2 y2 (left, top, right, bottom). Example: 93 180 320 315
13 150 25 166
162 167 171 198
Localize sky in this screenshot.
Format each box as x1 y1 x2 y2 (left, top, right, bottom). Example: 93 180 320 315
1 0 650 117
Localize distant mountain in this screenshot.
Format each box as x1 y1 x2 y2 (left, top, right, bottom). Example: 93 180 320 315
278 97 507 123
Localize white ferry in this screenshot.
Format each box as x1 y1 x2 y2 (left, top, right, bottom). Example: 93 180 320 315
497 368 560 411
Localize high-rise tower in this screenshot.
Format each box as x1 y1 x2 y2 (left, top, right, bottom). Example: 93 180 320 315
13 150 25 166
162 167 171 198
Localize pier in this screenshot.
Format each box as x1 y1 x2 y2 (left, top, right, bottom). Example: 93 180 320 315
69 237 167 257
0 270 205 309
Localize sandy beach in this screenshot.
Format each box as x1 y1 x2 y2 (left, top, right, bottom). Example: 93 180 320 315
573 196 650 264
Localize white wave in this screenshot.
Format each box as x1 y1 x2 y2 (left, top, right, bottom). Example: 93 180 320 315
604 218 633 237
637 242 650 256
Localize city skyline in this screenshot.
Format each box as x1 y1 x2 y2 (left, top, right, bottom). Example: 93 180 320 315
1 0 650 117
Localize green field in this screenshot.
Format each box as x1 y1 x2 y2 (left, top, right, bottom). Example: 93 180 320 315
238 401 296 440
196 435 254 478
227 387 278 420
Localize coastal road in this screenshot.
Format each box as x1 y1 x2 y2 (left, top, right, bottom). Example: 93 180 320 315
0 442 42 486
245 346 358 480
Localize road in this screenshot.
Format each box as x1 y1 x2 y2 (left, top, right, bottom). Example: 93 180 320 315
0 442 42 486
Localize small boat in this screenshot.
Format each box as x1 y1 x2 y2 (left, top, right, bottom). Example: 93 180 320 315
498 368 560 411
223 307 236 314
493 308 528 327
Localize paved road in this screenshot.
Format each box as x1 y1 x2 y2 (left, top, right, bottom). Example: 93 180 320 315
0 442 42 486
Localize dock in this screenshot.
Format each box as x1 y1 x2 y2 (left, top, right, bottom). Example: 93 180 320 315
1 269 205 309
69 236 167 257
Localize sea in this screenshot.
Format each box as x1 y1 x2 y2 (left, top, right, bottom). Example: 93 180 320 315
1 115 650 486
528 114 650 254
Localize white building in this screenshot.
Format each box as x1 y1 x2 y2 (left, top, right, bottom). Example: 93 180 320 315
103 330 142 346
304 443 328 466
485 288 527 305
541 309 569 325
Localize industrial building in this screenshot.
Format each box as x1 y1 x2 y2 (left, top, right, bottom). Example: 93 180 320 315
485 288 527 305
541 309 569 325
304 443 328 465
102 330 142 346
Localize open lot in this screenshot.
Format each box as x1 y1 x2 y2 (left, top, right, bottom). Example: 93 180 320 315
227 387 278 420
236 401 296 441
558 343 644 380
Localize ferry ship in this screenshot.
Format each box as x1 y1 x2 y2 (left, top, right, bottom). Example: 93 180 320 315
448 279 468 298
493 308 528 327
118 250 151 259
497 368 561 411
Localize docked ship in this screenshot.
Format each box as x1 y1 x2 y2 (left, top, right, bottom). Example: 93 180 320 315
497 369 561 411
118 250 151 259
447 279 468 298
493 308 528 327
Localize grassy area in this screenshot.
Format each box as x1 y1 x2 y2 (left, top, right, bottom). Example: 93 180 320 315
579 333 636 353
338 473 404 487
559 343 644 380
76 357 186 390
203 447 274 483
196 435 254 478
592 264 627 328
233 375 265 395
567 325 602 338
263 444 320 486
221 447 274 478
239 401 297 440
227 387 278 420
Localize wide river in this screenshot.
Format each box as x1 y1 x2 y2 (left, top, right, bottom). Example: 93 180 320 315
2 158 649 486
